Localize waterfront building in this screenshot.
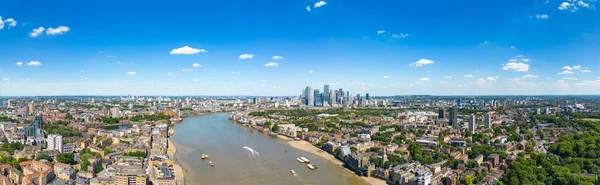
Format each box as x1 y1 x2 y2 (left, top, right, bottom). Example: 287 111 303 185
47 134 63 153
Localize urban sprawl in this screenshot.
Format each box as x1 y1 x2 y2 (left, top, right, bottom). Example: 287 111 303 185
1 86 600 185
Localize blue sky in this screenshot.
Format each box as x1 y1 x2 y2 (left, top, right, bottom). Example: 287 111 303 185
1 0 600 96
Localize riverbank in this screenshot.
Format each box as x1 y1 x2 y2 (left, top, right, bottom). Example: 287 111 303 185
168 135 186 185
286 139 388 185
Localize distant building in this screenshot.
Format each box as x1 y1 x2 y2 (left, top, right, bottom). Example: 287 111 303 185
438 109 446 119
468 114 476 132
47 134 63 153
484 113 492 129
449 106 458 129
305 86 314 107
24 116 45 139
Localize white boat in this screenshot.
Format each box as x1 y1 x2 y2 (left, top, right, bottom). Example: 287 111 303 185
296 158 305 163
201 154 209 159
300 157 310 163
307 164 316 170
209 161 214 166
290 170 296 175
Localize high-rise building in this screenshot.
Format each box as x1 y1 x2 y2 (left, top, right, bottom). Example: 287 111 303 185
449 106 458 129
484 113 492 129
468 114 476 132
535 108 541 115
329 90 335 105
111 107 121 118
438 109 446 119
324 85 330 103
6 99 11 108
47 134 63 153
366 93 370 100
305 86 314 107
28 103 34 115
24 116 45 138
456 99 461 107
314 89 323 107
543 107 550 115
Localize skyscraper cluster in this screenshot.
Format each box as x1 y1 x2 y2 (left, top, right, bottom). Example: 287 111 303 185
302 85 370 107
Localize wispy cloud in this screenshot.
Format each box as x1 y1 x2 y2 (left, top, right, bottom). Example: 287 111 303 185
502 62 529 72
383 76 391 79
239 54 254 59
522 74 539 79
27 61 42 66
409 59 435 67
30 27 45 38
465 74 474 78
127 71 136 76
535 14 550 19
272 56 284 60
264 62 278 67
16 62 23 66
182 69 192 72
418 78 430 81
314 1 327 8
170 46 207 55
46 26 70 35
377 30 386 34
192 63 201 67
558 70 573 75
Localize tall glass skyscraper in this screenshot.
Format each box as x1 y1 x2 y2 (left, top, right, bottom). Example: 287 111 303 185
305 86 314 107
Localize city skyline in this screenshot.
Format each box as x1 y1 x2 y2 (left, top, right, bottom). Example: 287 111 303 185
2 0 600 96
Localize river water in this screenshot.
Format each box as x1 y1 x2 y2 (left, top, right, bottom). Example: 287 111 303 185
170 113 367 185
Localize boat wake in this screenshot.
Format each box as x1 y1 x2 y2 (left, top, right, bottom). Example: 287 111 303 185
242 146 260 155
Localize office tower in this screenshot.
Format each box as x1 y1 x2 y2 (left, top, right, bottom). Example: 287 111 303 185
543 107 550 115
128 103 133 110
479 100 485 109
6 99 11 108
484 113 492 129
449 106 458 129
468 114 476 132
314 90 323 107
535 108 541 115
305 86 314 107
346 91 350 103
111 107 121 117
366 93 370 100
329 90 335 105
457 99 461 107
438 109 446 119
186 97 190 105
47 134 63 153
324 85 330 102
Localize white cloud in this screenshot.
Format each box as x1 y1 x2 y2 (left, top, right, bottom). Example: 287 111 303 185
2 78 8 81
558 70 573 75
46 26 70 35
510 46 516 49
30 27 45 38
559 2 575 11
127 71 136 76
314 1 327 8
170 46 207 55
444 76 453 79
535 14 550 19
502 62 529 72
522 74 539 79
581 69 591 73
383 76 391 79
562 66 572 70
573 65 581 70
418 78 430 81
182 69 192 72
438 81 448 84
487 77 498 81
306 6 311 11
16 62 23 66
308 70 313 74
192 63 201 67
239 54 254 59
167 73 173 76
264 62 278 67
272 55 284 60
563 77 578 80
578 1 590 7
27 61 41 66
377 30 386 34
522 58 531 62
410 59 435 67
465 74 474 78
192 79 198 82
392 33 409 38
0 17 17 29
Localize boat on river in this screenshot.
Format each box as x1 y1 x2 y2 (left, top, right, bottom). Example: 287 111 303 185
201 154 209 159
209 161 214 166
290 170 296 175
300 157 310 163
297 158 305 163
307 164 316 170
